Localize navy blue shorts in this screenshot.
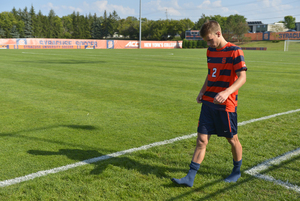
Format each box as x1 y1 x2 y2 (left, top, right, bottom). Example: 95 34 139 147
197 104 238 138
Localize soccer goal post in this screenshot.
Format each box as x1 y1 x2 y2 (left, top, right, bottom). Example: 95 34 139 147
284 40 300 51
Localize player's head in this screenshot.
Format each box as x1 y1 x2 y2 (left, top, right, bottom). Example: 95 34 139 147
200 20 223 49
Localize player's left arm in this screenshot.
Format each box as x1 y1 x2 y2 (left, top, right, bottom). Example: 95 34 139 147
213 70 247 104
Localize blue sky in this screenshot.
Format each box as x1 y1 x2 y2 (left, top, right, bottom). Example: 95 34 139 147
1 0 300 24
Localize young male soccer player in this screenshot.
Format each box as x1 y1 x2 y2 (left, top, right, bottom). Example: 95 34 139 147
171 20 247 187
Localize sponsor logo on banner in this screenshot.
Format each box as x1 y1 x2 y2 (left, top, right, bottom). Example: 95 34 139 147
85 45 95 49
125 41 139 48
0 45 8 49
263 32 270 40
107 40 114 49
17 39 27 45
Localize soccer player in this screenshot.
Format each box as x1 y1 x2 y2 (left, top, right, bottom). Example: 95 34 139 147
171 20 247 187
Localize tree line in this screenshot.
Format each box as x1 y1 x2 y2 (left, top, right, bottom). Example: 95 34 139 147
0 5 294 41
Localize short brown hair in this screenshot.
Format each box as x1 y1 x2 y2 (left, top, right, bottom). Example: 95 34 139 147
200 20 221 38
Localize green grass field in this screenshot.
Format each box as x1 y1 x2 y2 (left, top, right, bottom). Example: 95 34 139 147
0 44 299 200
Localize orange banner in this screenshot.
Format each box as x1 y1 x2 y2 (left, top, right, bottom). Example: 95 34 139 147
113 40 182 49
0 38 107 49
244 31 300 41
0 38 183 49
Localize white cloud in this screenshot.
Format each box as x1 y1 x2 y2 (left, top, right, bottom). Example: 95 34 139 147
197 0 229 11
92 1 135 16
144 0 182 18
42 2 60 12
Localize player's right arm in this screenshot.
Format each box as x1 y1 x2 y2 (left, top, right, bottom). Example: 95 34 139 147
196 75 208 103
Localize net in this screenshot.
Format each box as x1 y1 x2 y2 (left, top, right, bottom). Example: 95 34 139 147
284 40 300 51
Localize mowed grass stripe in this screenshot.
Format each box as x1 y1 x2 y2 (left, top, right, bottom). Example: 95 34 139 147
0 108 299 188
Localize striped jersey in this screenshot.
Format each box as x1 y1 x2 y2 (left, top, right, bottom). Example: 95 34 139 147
202 42 247 112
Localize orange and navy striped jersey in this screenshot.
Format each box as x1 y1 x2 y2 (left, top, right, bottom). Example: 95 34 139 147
202 42 247 112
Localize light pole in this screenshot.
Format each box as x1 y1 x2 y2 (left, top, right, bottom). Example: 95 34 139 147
139 0 142 49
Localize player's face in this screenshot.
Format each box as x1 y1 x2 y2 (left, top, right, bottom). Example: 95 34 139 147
204 32 221 49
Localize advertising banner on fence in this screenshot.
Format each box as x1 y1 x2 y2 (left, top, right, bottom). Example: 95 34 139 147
114 40 182 49
0 38 183 49
0 38 107 49
245 31 300 41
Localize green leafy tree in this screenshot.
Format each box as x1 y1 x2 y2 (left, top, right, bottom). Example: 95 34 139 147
0 11 24 38
225 14 249 42
0 27 5 38
141 18 151 39
179 18 195 39
61 15 73 38
194 14 210 30
284 16 296 29
118 16 139 39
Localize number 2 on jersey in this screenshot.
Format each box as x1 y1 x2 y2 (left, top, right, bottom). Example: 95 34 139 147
212 68 217 77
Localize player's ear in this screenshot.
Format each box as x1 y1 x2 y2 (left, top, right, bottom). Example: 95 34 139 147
216 31 221 37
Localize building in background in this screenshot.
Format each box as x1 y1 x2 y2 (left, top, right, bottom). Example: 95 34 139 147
247 21 288 33
295 22 300 31
185 30 201 40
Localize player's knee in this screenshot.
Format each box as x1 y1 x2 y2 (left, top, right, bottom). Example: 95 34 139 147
196 134 209 147
226 135 241 146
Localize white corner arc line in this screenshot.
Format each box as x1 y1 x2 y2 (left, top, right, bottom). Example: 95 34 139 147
0 109 299 188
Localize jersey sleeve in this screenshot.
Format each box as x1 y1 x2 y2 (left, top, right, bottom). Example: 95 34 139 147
233 49 247 72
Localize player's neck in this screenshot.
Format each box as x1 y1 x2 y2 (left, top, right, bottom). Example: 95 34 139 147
217 38 228 49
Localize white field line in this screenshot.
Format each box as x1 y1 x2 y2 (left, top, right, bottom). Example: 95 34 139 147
0 109 299 188
245 148 300 193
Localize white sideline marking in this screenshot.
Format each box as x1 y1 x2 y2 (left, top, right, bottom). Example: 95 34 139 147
245 148 300 193
0 109 299 188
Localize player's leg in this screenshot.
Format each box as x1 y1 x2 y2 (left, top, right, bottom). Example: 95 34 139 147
171 104 214 187
225 134 242 182
192 133 211 164
171 133 210 187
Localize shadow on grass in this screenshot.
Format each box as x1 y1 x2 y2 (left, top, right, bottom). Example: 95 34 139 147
27 148 189 178
0 124 101 150
166 155 300 200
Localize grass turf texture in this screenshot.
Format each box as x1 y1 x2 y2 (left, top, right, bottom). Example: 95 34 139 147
0 45 299 200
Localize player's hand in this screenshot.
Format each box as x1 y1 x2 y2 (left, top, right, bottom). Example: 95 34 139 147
213 91 229 104
196 92 204 103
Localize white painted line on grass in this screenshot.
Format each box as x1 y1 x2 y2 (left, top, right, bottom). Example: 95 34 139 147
245 148 300 193
238 109 300 126
0 109 299 188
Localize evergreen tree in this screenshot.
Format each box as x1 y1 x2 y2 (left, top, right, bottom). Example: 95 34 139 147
35 10 44 37
29 5 36 37
91 14 103 39
83 15 91 39
48 9 55 38
11 7 18 19
72 11 83 38
102 10 109 38
10 25 20 38
22 8 33 38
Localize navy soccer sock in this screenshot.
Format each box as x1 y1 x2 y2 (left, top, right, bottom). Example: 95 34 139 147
224 159 242 183
171 161 200 187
